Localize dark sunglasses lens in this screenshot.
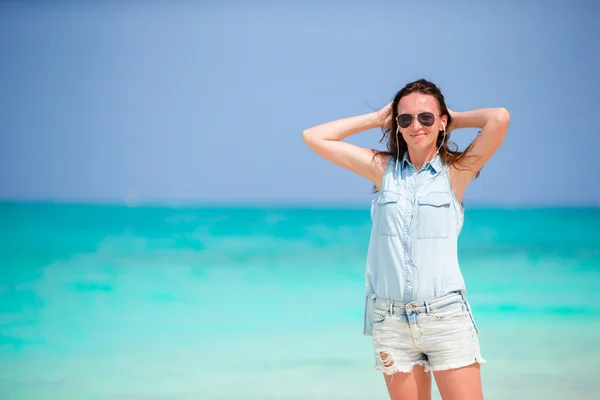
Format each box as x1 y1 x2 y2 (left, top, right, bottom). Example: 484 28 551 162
418 112 435 126
397 114 412 128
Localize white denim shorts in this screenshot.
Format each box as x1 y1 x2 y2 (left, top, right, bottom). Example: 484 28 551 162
371 291 486 374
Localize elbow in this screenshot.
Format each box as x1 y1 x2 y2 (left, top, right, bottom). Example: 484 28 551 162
494 108 510 138
302 129 315 146
496 108 511 124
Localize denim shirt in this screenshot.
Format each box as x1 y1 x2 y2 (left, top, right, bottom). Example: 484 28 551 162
363 152 466 336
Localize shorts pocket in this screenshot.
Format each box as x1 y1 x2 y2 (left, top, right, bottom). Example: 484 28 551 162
431 301 464 320
376 191 401 236
417 192 452 239
373 310 388 324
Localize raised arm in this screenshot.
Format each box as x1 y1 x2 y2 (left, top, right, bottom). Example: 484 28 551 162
449 107 511 191
302 104 392 191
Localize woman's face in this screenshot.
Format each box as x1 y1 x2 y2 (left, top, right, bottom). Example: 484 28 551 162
396 92 447 151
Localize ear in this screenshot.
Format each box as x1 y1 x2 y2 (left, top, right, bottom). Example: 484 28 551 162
439 115 448 133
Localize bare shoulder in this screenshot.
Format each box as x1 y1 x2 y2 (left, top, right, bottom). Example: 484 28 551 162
347 147 390 191
372 152 391 191
449 162 479 203
448 164 470 203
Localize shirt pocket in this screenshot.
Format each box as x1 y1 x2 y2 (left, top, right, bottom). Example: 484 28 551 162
376 191 401 236
416 192 452 239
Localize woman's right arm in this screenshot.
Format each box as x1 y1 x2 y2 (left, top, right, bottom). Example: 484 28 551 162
302 104 391 190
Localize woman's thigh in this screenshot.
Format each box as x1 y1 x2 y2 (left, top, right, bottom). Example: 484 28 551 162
433 363 482 400
384 365 432 400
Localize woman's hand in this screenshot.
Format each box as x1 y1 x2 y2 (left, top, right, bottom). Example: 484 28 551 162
375 102 393 130
446 107 457 133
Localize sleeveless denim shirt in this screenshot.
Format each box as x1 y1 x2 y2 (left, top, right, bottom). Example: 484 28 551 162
363 152 467 336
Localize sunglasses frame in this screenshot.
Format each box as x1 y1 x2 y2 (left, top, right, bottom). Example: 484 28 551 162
396 112 441 129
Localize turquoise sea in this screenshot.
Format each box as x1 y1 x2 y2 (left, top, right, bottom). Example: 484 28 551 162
0 202 599 400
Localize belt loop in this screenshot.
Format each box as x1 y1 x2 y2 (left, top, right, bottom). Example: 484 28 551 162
425 300 431 314
389 301 393 316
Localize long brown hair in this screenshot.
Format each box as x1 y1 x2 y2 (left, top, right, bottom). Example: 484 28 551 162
374 79 481 188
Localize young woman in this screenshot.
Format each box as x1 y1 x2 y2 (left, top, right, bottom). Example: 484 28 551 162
302 79 510 400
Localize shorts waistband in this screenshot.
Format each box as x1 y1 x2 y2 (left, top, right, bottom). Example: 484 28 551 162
373 290 464 316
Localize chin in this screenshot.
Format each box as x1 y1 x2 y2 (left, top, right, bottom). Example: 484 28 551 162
411 139 433 148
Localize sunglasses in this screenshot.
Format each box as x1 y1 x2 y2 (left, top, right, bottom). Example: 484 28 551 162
396 112 439 129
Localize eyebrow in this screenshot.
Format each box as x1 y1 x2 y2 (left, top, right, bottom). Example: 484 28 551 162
397 110 437 114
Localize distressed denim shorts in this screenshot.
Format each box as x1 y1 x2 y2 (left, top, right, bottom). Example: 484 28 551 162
371 291 486 374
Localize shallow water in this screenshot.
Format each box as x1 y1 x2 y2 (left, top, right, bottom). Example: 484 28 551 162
1 203 599 399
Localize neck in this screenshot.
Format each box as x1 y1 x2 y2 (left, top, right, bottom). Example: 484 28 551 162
407 146 438 171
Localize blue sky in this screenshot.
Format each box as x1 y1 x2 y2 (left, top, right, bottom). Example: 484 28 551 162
1 1 599 207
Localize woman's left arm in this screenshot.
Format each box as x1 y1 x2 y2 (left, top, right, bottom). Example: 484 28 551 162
449 107 511 176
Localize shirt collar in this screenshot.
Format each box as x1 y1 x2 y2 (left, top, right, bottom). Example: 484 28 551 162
401 152 443 174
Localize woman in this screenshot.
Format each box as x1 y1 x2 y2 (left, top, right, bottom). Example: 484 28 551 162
302 79 510 400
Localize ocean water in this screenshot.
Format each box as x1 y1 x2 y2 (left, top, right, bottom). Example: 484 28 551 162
0 202 599 400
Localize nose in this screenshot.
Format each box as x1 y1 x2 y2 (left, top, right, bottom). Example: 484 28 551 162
411 117 423 130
